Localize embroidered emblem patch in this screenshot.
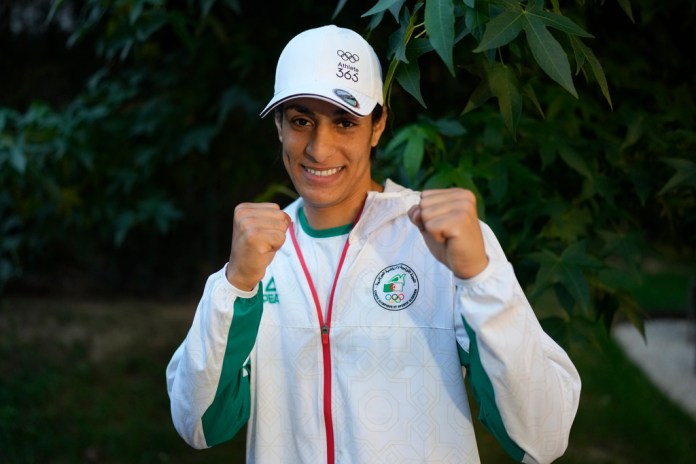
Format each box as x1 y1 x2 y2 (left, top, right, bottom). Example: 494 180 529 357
372 263 419 311
333 89 359 108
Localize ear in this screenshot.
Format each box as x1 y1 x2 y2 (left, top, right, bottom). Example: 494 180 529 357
274 111 283 142
370 107 388 147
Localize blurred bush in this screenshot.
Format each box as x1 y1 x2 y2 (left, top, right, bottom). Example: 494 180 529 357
0 0 694 345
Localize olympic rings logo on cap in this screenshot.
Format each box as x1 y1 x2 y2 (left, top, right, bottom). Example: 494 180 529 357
337 50 359 63
384 294 405 302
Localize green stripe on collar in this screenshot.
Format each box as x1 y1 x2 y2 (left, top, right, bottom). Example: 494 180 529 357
299 207 352 238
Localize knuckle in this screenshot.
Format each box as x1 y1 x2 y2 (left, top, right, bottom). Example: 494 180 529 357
461 189 476 202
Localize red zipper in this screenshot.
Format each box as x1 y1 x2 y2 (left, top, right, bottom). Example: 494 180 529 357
289 207 362 464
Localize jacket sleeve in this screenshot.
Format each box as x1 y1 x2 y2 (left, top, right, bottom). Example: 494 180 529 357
166 265 263 449
454 223 581 464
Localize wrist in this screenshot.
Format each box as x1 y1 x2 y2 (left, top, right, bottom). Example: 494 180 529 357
225 264 258 292
453 256 489 280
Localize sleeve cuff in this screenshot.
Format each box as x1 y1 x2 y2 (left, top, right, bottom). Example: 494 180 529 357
453 256 498 288
220 263 260 299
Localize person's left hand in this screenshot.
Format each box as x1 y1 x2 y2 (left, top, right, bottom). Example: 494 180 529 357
407 188 488 279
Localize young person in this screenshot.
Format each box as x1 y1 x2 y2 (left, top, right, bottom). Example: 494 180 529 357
167 25 581 464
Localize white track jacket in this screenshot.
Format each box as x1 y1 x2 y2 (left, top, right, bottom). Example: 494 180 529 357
167 180 581 464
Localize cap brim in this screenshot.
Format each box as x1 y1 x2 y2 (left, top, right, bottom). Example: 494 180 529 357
259 84 379 118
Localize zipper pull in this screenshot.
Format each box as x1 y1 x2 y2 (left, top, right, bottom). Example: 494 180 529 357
321 324 329 345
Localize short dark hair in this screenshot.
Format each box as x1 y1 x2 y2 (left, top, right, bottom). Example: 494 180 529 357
368 104 383 163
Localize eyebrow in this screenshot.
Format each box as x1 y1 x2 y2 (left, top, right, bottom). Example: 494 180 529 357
285 103 352 118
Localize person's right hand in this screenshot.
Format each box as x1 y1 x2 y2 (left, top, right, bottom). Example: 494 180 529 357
225 203 291 291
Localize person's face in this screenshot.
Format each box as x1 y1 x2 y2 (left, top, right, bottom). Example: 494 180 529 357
275 98 387 216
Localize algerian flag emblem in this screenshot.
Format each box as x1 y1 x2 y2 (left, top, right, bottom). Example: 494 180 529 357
373 264 419 311
383 274 405 292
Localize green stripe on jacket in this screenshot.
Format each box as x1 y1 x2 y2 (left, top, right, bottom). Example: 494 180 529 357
202 283 263 446
458 315 526 462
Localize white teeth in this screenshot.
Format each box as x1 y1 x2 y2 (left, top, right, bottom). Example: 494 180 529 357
305 166 342 176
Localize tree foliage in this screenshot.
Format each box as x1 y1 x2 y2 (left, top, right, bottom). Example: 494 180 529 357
359 0 695 345
1 0 694 348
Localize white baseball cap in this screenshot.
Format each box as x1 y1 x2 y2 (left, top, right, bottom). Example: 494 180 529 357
259 25 384 118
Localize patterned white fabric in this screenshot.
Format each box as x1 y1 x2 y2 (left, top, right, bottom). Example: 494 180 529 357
167 180 581 463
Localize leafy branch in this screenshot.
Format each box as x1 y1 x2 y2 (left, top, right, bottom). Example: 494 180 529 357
357 0 618 138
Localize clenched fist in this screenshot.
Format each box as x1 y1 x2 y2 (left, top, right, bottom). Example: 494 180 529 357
226 203 291 291
407 189 488 280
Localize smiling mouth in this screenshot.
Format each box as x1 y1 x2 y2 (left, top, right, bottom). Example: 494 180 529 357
303 166 344 177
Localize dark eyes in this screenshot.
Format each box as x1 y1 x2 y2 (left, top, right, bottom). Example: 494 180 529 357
292 117 311 126
338 120 357 128
289 117 357 129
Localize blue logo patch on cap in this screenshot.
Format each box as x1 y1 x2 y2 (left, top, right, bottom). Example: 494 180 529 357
333 89 359 108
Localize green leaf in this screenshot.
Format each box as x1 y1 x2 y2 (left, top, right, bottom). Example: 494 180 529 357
423 168 457 189
561 241 603 269
129 0 145 25
522 14 577 98
387 0 408 21
362 0 403 17
332 0 349 19
114 211 134 246
134 10 169 42
494 0 523 10
530 243 601 317
366 10 387 30
522 82 545 118
384 126 411 154
387 14 411 62
558 146 593 180
486 63 522 138
254 182 299 202
419 123 446 152
383 7 418 106
598 230 643 266
433 118 466 137
425 0 456 75
217 85 256 125
10 143 27 174
221 0 241 13
541 207 593 244
395 59 427 108
525 0 544 12
530 249 561 290
46 0 66 24
202 0 220 17
384 58 400 108
530 10 594 38
618 112 644 152
403 127 426 181
408 38 435 57
616 0 636 23
177 126 218 155
598 268 642 292
618 295 646 341
465 3 489 37
554 283 575 315
489 159 509 202
461 85 493 115
625 165 652 205
473 10 524 52
570 36 612 109
659 158 696 194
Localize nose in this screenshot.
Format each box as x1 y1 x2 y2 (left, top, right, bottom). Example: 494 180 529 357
305 125 337 163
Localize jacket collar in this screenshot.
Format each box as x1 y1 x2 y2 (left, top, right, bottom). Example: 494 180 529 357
351 179 419 242
280 179 419 252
